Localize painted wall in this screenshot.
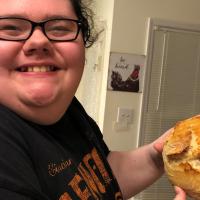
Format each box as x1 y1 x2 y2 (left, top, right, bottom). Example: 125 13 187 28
76 0 115 129
93 0 115 129
103 0 200 151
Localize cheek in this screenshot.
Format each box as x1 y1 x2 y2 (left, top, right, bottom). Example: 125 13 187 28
0 42 21 67
66 45 85 87
69 46 85 69
57 42 85 72
55 42 85 90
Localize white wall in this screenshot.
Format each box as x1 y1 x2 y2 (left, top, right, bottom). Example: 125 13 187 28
76 0 115 129
93 0 115 130
103 0 200 151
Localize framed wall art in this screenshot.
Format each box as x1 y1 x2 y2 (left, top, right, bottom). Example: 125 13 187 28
107 52 145 93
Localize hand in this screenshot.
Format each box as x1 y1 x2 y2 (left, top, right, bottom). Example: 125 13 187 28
174 186 186 200
153 131 187 200
153 128 174 153
148 128 173 170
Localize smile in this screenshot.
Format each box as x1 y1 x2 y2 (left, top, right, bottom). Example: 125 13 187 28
16 66 59 72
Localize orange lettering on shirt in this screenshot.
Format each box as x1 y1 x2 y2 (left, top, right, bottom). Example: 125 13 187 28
59 192 72 200
68 173 91 200
83 153 106 193
91 148 112 184
78 163 101 199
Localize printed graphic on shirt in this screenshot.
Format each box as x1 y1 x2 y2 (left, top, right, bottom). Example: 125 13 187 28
48 159 72 177
48 147 123 200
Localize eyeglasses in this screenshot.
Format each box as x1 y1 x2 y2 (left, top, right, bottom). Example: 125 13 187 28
0 17 82 42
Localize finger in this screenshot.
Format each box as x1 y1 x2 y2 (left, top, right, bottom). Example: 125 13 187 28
174 186 186 200
153 128 174 153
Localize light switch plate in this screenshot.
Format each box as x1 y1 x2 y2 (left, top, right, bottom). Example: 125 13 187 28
117 107 133 124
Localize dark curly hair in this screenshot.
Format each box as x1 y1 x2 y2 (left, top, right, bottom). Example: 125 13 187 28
70 0 98 48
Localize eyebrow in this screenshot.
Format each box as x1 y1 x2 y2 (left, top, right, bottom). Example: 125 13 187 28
0 14 77 20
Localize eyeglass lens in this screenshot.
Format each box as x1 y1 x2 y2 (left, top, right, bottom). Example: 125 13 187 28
0 19 31 40
45 19 79 40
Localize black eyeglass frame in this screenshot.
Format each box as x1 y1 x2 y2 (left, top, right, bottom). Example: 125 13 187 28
0 17 82 42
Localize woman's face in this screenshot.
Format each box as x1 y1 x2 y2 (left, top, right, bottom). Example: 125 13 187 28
0 0 85 124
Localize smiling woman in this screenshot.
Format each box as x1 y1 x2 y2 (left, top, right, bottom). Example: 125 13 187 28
0 0 123 199
0 0 86 124
0 0 186 200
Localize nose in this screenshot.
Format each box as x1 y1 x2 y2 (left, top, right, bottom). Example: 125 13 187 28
23 27 54 56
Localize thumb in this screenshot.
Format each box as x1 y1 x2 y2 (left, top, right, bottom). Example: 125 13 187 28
174 186 186 200
153 128 174 153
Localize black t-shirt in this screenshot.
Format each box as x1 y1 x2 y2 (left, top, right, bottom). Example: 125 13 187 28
0 98 123 200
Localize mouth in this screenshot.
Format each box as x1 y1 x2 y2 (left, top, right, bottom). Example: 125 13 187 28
16 65 59 72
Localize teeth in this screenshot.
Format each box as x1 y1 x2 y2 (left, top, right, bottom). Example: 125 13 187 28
41 66 49 72
28 67 33 72
20 66 55 72
33 66 40 72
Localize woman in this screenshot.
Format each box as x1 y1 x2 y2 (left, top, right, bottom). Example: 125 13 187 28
0 0 185 199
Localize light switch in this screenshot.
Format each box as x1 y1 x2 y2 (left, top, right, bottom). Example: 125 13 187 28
117 107 133 124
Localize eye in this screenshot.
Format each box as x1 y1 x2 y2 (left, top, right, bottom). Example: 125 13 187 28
46 20 77 33
0 24 23 37
47 26 74 38
0 25 21 31
48 25 72 32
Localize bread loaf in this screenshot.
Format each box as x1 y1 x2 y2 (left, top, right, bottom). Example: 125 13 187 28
163 115 200 200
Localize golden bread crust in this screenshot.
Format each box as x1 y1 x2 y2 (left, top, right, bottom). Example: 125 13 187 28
163 115 200 199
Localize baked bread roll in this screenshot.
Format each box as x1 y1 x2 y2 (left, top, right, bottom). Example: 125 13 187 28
163 115 200 200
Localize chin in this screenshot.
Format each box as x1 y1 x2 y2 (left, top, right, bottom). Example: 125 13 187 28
33 117 62 125
7 99 67 125
24 109 65 125
27 93 56 107
25 99 70 125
